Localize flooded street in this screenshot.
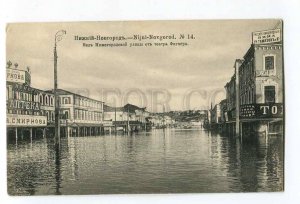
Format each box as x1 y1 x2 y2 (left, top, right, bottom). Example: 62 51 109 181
7 128 283 195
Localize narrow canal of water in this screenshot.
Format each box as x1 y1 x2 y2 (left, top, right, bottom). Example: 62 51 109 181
7 128 283 195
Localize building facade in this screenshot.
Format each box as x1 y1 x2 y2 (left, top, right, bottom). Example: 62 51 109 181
220 28 284 136
46 89 105 137
238 39 283 135
104 103 151 132
6 62 55 140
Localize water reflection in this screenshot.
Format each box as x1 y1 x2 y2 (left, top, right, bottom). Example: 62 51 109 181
7 128 283 195
54 144 61 195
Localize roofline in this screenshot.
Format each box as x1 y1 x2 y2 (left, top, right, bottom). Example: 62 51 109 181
45 88 104 103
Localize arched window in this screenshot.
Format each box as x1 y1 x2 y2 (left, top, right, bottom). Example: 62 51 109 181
64 97 70 104
50 96 53 106
39 94 43 104
45 95 49 105
46 111 50 120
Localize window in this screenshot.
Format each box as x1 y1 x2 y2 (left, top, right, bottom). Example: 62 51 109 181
50 97 53 106
79 110 82 120
264 86 276 103
64 97 70 104
45 95 49 105
265 56 275 70
65 111 69 119
75 110 78 119
39 94 43 104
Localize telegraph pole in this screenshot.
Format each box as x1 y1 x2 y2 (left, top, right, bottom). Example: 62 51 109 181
115 106 117 133
54 30 66 145
235 59 242 138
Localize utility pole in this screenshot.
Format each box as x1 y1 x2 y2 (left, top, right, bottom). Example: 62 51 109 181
54 30 66 145
115 106 117 133
235 59 242 138
127 106 130 134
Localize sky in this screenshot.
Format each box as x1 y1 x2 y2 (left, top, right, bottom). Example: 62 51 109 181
6 19 281 112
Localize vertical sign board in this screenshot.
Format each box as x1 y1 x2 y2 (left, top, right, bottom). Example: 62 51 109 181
252 29 281 45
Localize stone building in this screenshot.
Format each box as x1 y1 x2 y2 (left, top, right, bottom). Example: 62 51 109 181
223 28 283 136
45 89 105 137
6 62 55 140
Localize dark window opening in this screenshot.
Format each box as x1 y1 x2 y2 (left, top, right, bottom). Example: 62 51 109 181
265 56 275 70
265 86 276 103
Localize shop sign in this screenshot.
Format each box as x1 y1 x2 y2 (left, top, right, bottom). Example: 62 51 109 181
7 114 47 127
252 29 281 45
240 103 283 119
6 68 26 83
7 99 40 111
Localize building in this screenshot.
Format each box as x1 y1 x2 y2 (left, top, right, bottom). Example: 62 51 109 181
223 59 243 133
104 103 151 132
222 27 283 136
45 89 105 137
238 28 283 135
6 62 55 140
148 114 163 128
210 103 221 129
219 99 227 124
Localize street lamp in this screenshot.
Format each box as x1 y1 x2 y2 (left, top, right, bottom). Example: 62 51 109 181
54 30 66 145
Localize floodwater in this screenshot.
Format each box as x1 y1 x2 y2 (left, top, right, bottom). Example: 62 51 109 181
7 128 284 195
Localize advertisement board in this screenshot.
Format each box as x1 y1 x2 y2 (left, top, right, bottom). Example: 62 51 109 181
240 103 283 119
6 68 26 83
252 29 281 45
7 99 40 111
7 114 47 127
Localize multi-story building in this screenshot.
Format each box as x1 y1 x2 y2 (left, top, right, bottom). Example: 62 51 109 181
222 28 283 136
238 29 283 135
6 62 55 140
45 89 105 137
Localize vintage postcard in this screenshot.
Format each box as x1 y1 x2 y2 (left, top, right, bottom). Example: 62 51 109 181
6 20 284 195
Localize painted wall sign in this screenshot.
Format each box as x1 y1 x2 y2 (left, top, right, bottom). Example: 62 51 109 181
240 103 283 119
255 70 276 77
252 29 281 45
7 114 47 127
7 99 40 111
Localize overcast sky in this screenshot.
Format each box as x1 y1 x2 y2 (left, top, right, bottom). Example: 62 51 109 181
6 20 280 112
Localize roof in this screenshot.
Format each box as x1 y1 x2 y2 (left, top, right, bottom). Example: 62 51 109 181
104 105 124 112
104 103 145 113
45 89 104 103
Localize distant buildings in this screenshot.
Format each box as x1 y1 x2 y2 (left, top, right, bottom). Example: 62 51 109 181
210 104 221 128
104 104 151 132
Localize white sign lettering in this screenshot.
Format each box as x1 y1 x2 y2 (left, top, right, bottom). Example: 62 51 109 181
252 29 281 45
7 114 47 127
6 69 26 83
